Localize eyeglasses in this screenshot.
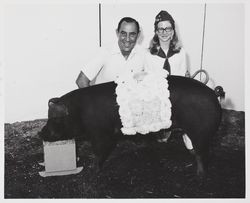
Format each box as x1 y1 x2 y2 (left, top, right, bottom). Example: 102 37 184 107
157 27 173 34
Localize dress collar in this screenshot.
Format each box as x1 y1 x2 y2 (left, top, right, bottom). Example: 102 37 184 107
157 47 180 58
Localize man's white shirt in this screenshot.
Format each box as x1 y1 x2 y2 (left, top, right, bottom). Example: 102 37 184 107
82 43 146 85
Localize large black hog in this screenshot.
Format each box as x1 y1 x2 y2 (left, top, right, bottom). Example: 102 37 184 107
39 75 224 177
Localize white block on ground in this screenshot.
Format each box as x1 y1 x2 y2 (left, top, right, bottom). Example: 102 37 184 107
39 167 83 177
39 139 83 176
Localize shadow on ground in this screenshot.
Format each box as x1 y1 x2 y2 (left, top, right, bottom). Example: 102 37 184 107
4 109 245 198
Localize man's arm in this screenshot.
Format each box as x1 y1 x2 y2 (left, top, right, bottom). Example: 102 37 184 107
76 46 107 88
76 71 90 88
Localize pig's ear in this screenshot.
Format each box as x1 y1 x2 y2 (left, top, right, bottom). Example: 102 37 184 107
48 98 69 118
48 98 60 107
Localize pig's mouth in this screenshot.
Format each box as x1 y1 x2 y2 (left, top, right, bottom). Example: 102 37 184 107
38 118 71 142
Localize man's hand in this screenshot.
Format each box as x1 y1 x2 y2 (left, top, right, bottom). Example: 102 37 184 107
133 71 148 83
76 71 90 88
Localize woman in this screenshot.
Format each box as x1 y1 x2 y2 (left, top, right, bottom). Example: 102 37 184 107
147 10 188 76
146 10 193 150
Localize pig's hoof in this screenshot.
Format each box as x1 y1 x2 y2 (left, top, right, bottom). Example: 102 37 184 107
189 149 196 156
196 169 207 182
89 159 101 174
92 168 100 176
157 131 171 143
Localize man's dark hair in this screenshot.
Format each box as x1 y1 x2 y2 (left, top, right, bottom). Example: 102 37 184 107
117 17 140 33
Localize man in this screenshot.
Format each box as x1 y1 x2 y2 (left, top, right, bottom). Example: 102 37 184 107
76 17 145 88
75 16 178 145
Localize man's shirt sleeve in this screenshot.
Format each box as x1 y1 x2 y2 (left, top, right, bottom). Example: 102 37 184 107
81 47 108 81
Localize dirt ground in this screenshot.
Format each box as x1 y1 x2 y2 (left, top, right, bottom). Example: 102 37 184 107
4 109 245 198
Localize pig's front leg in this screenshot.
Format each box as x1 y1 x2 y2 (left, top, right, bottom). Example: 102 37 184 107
89 130 118 173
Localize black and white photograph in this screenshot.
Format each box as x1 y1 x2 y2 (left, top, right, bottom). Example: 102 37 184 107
0 0 248 199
